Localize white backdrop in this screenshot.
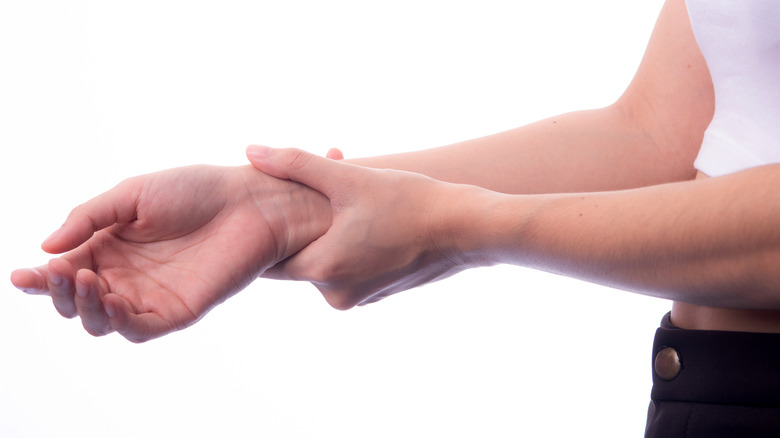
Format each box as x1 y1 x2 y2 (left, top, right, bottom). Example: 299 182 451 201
1 1 672 436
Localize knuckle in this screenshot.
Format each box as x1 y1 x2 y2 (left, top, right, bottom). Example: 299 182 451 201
285 148 313 174
321 291 358 311
67 203 100 236
300 262 363 310
65 203 87 225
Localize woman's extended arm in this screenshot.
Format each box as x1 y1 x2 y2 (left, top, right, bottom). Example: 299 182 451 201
459 165 780 309
244 0 736 308
343 0 713 195
248 147 780 311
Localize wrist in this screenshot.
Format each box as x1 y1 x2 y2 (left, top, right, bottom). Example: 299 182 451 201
431 184 534 269
239 165 332 265
275 181 332 261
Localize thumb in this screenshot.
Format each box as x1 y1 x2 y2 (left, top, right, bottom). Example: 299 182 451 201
42 181 140 254
246 145 349 197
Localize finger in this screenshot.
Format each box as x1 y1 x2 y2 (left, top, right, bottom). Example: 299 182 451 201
326 147 344 160
259 263 295 280
12 251 92 296
357 292 389 306
47 258 78 318
246 145 354 198
74 269 113 337
260 236 331 282
41 180 140 254
104 294 178 344
318 286 361 311
10 266 51 295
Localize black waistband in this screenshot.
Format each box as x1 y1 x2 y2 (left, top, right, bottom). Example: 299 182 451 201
651 312 780 407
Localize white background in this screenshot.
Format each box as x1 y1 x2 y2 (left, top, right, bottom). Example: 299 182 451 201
0 1 672 436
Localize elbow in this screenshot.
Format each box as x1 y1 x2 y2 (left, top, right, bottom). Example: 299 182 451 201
611 88 712 184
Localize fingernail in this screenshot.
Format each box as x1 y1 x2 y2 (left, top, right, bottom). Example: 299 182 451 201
104 301 116 319
12 268 45 294
246 145 270 160
75 281 89 298
30 268 44 281
29 268 45 292
49 272 63 286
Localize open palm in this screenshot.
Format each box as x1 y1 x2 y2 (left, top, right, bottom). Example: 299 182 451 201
11 165 330 342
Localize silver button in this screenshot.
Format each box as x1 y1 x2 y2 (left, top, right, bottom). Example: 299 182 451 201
654 347 681 380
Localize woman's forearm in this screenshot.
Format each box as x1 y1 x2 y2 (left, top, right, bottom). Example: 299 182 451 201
453 164 780 308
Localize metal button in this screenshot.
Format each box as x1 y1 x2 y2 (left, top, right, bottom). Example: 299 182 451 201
654 347 681 380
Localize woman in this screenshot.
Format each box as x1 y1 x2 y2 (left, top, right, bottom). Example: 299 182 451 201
12 0 780 434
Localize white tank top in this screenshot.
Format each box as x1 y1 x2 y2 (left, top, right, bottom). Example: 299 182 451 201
686 0 780 176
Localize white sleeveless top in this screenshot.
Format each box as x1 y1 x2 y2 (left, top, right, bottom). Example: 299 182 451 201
686 0 780 177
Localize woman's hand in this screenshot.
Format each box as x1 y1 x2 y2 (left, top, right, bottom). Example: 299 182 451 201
11 165 331 342
247 146 477 309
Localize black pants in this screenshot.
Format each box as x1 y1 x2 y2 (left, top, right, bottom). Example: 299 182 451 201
644 313 780 437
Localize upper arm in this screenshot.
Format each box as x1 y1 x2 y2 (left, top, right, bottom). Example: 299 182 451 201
615 0 715 181
346 0 715 193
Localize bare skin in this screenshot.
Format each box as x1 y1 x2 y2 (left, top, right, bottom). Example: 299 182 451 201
247 148 780 317
249 0 780 331
11 165 331 342
11 0 779 341
671 172 780 333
